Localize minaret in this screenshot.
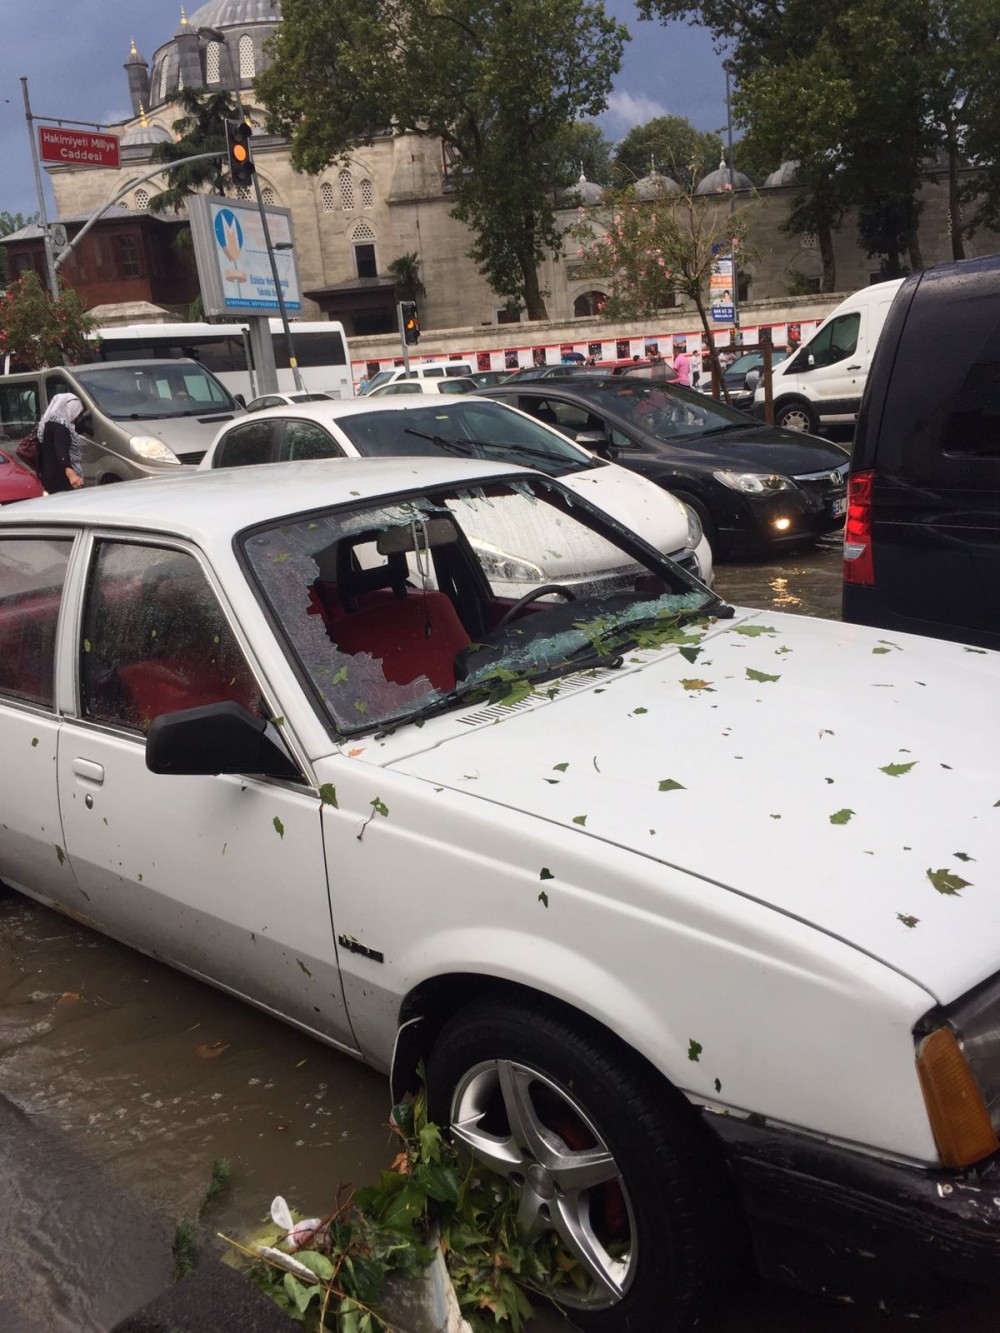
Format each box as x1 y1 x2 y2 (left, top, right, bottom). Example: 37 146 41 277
175 7 203 93
124 38 150 116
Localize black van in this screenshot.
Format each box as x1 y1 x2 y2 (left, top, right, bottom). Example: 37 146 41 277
842 255 1000 649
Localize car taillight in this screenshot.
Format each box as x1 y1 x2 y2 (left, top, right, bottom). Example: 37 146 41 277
843 470 874 586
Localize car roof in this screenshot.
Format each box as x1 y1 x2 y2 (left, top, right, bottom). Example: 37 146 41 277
0 456 532 549
221 395 497 424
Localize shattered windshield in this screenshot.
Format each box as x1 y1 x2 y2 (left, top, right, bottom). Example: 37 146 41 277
242 473 722 736
335 400 599 477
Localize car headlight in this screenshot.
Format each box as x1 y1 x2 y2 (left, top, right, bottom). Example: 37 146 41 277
713 470 796 495
916 974 1000 1167
678 500 703 550
130 436 180 464
471 540 545 583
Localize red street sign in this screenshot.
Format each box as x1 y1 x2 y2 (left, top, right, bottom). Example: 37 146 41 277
38 126 120 169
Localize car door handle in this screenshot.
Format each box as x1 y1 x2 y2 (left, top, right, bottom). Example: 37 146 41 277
72 758 105 785
846 364 862 371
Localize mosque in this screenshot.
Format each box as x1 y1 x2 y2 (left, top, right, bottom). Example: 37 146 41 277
13 0 999 339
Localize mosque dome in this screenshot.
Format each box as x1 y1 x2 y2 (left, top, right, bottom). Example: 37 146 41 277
764 159 799 188
634 168 681 201
559 172 605 206
695 158 753 195
121 119 173 147
188 0 283 27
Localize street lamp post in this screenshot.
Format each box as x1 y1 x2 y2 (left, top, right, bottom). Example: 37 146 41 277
197 25 305 391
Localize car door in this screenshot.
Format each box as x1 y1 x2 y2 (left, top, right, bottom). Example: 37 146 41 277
795 310 863 419
0 532 80 901
212 417 281 468
55 534 357 1048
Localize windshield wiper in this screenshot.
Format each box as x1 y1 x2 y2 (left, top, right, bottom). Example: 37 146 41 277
403 427 473 456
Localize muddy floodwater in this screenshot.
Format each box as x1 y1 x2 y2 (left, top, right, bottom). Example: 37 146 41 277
2 540 998 1332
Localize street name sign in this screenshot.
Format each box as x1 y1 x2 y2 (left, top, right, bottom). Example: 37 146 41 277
38 127 120 169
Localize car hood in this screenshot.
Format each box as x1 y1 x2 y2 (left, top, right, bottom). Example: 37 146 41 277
387 610 998 1004
558 464 688 554
640 424 848 475
117 411 242 459
0 450 43 502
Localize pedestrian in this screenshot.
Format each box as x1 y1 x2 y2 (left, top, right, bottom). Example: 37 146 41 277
672 344 692 387
37 393 85 493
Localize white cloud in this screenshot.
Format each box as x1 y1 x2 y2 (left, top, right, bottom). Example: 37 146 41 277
603 90 670 130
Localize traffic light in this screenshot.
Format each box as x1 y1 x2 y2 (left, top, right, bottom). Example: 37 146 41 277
400 301 420 345
226 119 254 188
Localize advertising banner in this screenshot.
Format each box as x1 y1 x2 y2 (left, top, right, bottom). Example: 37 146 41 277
710 256 735 324
187 195 302 319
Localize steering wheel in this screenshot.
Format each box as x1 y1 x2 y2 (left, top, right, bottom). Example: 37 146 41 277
496 584 576 628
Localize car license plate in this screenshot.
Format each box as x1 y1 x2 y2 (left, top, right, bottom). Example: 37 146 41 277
831 496 847 518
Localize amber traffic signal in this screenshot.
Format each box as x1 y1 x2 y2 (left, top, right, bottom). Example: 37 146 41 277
400 301 420 345
226 119 254 188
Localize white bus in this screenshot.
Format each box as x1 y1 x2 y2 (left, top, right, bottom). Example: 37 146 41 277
90 320 353 401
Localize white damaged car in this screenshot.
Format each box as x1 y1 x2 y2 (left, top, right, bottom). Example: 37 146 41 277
1 457 998 1329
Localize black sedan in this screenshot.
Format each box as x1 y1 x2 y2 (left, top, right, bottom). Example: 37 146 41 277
485 378 849 557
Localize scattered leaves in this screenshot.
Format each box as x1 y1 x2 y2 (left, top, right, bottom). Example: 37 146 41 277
539 867 554 881
632 706 648 715
688 1038 702 1062
571 815 587 826
735 624 777 637
953 852 975 862
896 913 920 929
745 667 780 683
552 762 569 772
881 761 917 777
318 784 339 809
829 809 855 825
273 816 285 840
658 778 685 792
31 737 38 747
679 678 714 691
538 891 549 908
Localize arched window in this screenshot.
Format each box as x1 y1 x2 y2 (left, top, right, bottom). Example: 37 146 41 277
134 188 150 212
238 35 255 79
321 182 335 212
261 187 276 205
573 290 608 318
206 43 221 84
360 178 375 208
350 221 377 279
235 184 253 202
339 170 355 210
159 60 169 102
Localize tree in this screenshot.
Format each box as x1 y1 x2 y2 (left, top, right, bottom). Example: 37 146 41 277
256 0 628 320
572 183 756 392
611 115 723 192
0 270 95 370
0 212 39 286
148 88 245 213
551 121 615 188
387 252 427 303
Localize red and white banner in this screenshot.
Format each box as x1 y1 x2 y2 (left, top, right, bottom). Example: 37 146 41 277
38 126 120 169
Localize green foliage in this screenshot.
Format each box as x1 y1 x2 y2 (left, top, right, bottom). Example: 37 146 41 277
386 252 426 302
612 115 724 192
148 88 244 213
0 211 39 285
256 0 628 318
551 120 615 189
232 1086 592 1331
173 1219 199 1282
0 270 95 370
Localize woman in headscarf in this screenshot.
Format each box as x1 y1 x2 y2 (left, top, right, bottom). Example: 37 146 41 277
37 393 85 493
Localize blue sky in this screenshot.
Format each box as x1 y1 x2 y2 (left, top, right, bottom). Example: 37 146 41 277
0 1 728 224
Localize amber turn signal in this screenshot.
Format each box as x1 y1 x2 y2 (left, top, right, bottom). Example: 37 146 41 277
916 1027 999 1168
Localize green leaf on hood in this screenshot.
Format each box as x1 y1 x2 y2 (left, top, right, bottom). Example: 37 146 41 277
872 647 891 654
688 1038 702 1062
881 761 917 777
539 867 554 881
658 778 685 792
678 645 701 664
318 783 338 808
538 891 549 908
927 867 971 895
552 762 569 772
735 624 777 637
572 815 587 826
896 913 920 928
273 816 284 839
746 668 780 683
679 678 714 691
632 706 648 715
953 852 975 862
829 809 854 825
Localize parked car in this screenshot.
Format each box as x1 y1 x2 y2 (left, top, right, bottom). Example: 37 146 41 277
504 360 679 384
3 461 1000 1329
367 377 478 396
754 280 905 432
246 391 345 412
843 255 1000 649
0 360 243 483
360 362 475 394
468 370 513 389
0 447 44 504
198 395 714 584
485 377 849 556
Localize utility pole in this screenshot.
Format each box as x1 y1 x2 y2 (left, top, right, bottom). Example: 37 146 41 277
21 78 60 300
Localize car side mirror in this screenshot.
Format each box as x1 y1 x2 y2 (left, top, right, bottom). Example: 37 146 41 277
234 393 247 408
145 700 299 778
575 429 615 459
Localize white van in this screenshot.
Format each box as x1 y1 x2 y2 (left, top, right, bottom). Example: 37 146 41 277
361 362 474 394
755 279 905 432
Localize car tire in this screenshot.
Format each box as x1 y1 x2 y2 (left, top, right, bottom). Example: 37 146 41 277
427 998 742 1332
773 399 818 434
669 491 717 553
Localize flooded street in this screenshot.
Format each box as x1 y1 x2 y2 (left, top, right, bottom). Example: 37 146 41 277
2 534 998 1332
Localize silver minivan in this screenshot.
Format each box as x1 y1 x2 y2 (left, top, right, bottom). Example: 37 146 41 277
0 359 244 483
